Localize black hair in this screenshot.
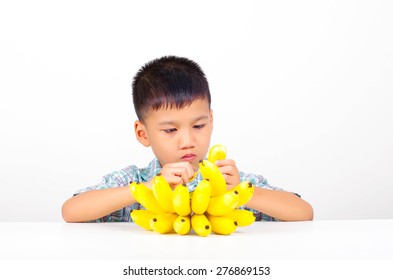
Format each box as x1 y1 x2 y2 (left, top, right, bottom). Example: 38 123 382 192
132 56 211 121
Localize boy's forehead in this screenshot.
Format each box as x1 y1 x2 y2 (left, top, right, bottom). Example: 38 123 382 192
144 99 211 124
157 115 209 126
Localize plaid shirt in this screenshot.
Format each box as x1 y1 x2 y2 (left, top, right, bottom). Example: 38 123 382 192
74 158 287 222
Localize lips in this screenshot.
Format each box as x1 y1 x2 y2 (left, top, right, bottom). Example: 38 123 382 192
181 154 197 161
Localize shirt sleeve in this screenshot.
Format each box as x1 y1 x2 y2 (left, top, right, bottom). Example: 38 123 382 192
73 165 142 222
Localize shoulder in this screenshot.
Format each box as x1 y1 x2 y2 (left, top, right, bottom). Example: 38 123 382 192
74 158 160 195
104 158 161 185
103 164 141 186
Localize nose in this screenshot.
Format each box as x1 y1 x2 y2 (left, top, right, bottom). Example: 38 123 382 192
179 129 195 149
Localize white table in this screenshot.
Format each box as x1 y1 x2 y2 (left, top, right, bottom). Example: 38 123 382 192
1 219 392 260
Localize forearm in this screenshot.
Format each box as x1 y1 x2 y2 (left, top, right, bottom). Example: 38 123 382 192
62 186 136 223
246 188 314 221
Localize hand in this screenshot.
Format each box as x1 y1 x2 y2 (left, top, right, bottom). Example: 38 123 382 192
159 162 195 189
215 159 241 189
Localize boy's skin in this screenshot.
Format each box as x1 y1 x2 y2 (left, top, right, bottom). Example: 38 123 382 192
62 99 314 222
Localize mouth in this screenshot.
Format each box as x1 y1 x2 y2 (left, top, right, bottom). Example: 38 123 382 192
181 154 197 161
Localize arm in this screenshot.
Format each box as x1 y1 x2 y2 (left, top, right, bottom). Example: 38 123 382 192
216 159 313 221
62 186 136 223
62 161 195 223
246 188 314 221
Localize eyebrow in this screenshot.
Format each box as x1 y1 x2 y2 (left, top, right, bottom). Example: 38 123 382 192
158 115 209 126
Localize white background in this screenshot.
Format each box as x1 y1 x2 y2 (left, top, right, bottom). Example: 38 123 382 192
0 0 392 222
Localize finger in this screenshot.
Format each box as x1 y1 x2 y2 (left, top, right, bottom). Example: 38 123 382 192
215 159 236 167
162 167 186 178
221 174 236 189
161 168 186 183
173 166 192 183
183 162 195 179
222 173 229 183
165 174 183 188
185 163 195 179
180 172 190 185
218 165 238 176
166 162 194 178
222 174 240 189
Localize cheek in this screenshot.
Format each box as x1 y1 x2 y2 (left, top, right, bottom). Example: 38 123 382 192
202 126 213 143
151 137 175 156
197 132 212 152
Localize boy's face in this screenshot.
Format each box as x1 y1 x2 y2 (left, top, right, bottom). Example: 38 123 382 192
135 99 213 171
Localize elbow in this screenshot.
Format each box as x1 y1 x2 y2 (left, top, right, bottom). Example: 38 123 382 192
286 200 314 222
61 200 79 223
300 202 314 221
305 206 314 221
61 204 73 223
283 193 314 221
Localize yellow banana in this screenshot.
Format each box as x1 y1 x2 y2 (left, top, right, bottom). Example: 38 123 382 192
129 182 166 214
206 190 239 216
189 172 198 182
207 144 227 164
191 179 212 214
130 209 155 231
129 181 141 200
191 214 211 237
152 175 175 213
222 209 256 227
172 184 192 216
150 213 178 234
206 214 237 235
231 181 254 206
199 159 226 197
173 215 191 235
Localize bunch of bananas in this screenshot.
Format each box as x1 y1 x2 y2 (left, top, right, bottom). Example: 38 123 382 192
129 144 256 236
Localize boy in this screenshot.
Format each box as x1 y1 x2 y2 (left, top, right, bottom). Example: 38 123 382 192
62 56 313 223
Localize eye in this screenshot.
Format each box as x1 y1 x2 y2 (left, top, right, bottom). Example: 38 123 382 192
193 124 206 129
163 128 177 133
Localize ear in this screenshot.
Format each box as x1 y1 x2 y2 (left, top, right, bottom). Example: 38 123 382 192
134 120 151 147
